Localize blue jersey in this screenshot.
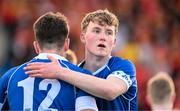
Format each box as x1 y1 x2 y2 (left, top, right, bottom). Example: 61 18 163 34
79 56 138 111
0 53 97 111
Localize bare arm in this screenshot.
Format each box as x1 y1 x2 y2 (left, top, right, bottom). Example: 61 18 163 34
24 56 128 100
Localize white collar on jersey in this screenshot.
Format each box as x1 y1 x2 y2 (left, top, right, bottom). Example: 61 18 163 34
34 53 68 61
78 56 112 75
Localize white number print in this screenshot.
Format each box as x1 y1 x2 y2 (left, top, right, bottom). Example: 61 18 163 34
38 79 60 111
18 77 34 111
18 77 61 111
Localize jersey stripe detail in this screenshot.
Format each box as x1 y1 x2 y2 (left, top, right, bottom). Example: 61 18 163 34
107 71 132 89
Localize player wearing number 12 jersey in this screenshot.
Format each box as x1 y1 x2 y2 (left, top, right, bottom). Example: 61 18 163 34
0 12 97 111
0 54 97 111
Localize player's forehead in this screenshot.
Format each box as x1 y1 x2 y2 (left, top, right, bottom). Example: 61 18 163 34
88 21 115 31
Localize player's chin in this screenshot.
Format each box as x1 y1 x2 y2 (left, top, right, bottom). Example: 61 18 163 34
97 52 109 57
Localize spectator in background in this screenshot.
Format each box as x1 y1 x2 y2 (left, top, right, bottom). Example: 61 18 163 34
65 49 78 64
146 71 176 110
172 70 180 109
0 22 11 76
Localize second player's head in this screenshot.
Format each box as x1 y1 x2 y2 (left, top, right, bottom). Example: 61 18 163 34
81 9 119 35
80 9 119 57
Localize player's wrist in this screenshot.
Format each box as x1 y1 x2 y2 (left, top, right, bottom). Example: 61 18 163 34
56 67 67 79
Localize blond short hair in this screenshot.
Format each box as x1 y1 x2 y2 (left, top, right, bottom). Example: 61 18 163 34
147 72 175 104
81 9 119 35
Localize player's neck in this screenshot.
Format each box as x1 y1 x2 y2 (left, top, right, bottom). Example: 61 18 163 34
40 49 65 56
152 103 173 111
84 54 110 72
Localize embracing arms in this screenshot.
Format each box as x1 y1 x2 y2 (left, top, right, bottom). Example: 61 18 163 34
24 56 129 100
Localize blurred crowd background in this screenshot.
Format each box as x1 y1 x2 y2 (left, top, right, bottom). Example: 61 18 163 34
0 0 179 110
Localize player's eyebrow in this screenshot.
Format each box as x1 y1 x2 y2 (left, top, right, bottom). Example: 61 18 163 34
92 27 101 30
106 29 113 33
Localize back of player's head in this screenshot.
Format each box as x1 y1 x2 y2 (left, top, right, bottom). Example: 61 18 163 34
81 9 119 35
33 12 69 50
147 72 175 105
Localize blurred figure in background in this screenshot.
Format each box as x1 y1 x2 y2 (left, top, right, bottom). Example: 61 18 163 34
65 49 78 65
172 70 180 109
0 22 11 76
146 72 176 111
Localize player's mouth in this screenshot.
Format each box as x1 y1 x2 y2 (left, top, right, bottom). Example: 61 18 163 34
98 44 106 48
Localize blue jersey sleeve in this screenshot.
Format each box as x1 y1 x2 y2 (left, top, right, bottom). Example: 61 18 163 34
60 60 97 110
107 57 138 109
75 69 98 111
75 87 98 111
107 57 136 89
75 68 93 97
75 90 97 111
0 67 17 110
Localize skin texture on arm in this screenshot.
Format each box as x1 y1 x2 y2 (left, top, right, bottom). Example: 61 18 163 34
24 56 128 100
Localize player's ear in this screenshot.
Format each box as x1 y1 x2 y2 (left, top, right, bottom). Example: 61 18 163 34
33 41 41 54
80 33 86 44
64 38 70 52
171 92 176 103
146 94 152 107
112 38 116 48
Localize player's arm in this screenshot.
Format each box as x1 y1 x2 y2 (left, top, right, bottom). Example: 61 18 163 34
0 80 6 110
75 70 98 111
0 68 16 110
57 68 128 100
0 103 2 110
24 56 131 100
80 109 97 111
0 75 8 110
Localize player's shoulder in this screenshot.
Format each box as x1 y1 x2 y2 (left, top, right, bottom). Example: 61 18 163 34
0 65 22 85
5 66 18 74
108 56 136 75
1 66 18 78
108 56 135 67
2 58 36 78
59 60 92 75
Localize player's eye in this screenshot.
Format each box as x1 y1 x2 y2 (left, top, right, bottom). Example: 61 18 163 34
93 29 100 34
106 31 113 36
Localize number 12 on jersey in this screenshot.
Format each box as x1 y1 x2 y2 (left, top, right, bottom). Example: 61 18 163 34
18 77 61 111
